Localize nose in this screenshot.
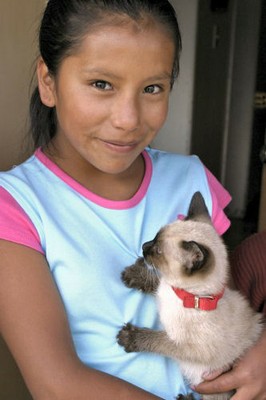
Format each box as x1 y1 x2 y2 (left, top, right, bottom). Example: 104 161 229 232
142 240 154 257
111 92 141 132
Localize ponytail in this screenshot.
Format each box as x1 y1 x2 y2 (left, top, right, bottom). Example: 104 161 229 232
29 86 57 148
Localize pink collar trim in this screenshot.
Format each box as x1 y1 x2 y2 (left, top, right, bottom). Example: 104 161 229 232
34 148 152 210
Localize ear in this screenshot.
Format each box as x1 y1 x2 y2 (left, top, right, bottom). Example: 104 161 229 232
181 240 209 273
37 58 56 108
186 191 211 223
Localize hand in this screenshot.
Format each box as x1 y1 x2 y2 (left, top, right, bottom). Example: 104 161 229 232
194 328 266 400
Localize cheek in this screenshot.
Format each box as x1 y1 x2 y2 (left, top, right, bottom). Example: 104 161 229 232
154 254 170 274
145 99 169 132
57 95 105 131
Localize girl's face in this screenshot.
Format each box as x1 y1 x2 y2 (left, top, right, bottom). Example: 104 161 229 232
39 20 175 178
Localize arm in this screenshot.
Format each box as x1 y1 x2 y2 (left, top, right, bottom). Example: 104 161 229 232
0 240 162 400
231 231 266 315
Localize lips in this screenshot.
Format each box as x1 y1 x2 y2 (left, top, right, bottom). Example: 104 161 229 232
99 138 140 153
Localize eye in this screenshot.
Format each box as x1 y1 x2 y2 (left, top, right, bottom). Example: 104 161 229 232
144 85 162 95
92 80 113 91
154 244 162 255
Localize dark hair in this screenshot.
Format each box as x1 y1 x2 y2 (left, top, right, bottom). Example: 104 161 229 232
30 0 182 148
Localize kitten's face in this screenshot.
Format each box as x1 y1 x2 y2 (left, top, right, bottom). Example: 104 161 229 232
142 193 229 292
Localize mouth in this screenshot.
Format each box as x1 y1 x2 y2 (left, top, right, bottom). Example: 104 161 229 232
99 139 140 153
142 242 155 268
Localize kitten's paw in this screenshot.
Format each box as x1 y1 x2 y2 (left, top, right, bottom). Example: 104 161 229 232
121 257 158 293
117 322 141 353
121 258 146 290
176 394 196 400
121 265 141 289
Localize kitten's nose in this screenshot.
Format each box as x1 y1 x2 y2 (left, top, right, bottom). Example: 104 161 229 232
142 240 154 257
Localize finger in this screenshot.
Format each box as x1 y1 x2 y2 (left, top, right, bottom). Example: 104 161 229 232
231 386 261 400
231 390 248 400
195 369 239 394
202 366 231 381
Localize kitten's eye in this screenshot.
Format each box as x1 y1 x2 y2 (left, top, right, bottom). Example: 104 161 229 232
144 85 162 94
155 245 162 255
92 80 113 91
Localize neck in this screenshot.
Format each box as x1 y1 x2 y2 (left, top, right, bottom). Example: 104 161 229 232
44 145 145 201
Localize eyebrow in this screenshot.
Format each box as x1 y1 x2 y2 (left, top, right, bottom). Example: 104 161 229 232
82 68 120 80
147 72 172 81
82 67 172 82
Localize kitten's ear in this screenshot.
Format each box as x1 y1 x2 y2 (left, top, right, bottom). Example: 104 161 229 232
186 192 211 223
181 240 210 273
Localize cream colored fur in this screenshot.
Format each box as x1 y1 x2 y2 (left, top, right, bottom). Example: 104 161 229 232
157 219 263 388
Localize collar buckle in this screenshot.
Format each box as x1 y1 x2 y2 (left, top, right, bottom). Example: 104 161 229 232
194 295 200 309
194 295 214 310
172 286 225 311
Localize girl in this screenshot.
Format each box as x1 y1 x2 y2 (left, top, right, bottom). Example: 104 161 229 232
0 1 265 399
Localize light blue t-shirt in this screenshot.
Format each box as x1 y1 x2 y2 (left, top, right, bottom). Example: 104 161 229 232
0 147 231 399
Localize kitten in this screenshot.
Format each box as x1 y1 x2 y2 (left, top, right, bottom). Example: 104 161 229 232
117 192 264 400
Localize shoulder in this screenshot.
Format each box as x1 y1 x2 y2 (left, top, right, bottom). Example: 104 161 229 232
0 152 42 188
145 148 209 189
145 148 231 235
145 148 204 177
146 147 200 164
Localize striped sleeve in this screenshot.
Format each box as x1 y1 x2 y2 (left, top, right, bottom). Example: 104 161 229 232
231 231 266 316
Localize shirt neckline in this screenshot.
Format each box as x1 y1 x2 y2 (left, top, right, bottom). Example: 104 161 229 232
35 148 152 210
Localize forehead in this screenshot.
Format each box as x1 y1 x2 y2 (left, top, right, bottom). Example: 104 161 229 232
81 13 175 44
71 19 175 76
162 220 211 241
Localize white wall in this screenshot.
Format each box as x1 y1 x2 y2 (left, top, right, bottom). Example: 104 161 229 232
152 0 199 155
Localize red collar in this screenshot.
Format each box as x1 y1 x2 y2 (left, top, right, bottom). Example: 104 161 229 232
172 287 225 311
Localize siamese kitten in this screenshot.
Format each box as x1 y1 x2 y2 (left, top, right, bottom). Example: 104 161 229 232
117 192 263 400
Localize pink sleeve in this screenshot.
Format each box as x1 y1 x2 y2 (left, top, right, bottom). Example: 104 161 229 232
0 187 44 253
205 168 232 235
